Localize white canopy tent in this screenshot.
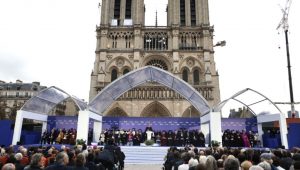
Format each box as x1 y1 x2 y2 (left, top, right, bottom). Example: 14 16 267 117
12 86 87 145
77 66 221 143
213 88 288 148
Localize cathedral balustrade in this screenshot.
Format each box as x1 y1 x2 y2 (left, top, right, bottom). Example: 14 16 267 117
99 26 206 52
143 30 169 51
96 84 214 101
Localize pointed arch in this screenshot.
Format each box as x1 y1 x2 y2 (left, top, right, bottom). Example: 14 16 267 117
122 67 130 75
106 56 134 72
193 69 200 85
182 67 189 82
111 68 118 82
182 106 200 117
140 101 171 117
106 106 128 117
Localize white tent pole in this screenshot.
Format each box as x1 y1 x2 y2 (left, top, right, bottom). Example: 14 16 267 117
210 111 222 146
76 110 90 144
257 123 264 147
12 110 24 145
279 113 289 148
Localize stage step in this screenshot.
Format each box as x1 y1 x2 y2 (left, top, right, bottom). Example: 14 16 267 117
120 146 169 164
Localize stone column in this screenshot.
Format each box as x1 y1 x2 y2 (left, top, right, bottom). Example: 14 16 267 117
133 0 144 25
170 0 180 26
120 0 126 25
101 0 111 25
204 51 211 81
185 0 191 26
195 0 202 25
201 0 209 25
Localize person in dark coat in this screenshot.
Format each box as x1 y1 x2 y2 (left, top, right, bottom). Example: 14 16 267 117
23 153 44 170
44 152 70 170
167 130 174 146
98 139 116 170
72 153 88 170
85 153 97 170
115 147 125 170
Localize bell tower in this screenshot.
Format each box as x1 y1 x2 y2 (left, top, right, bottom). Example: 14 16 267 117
99 0 145 26
167 0 210 26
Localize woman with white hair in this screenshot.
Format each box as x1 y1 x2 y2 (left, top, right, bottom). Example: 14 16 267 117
14 153 24 170
198 156 207 165
188 158 199 170
1 163 15 170
205 155 217 170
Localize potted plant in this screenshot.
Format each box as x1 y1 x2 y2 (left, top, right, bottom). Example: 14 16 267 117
76 139 86 145
211 140 220 148
144 139 155 146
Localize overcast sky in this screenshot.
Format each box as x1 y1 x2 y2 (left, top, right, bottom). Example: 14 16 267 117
0 0 299 116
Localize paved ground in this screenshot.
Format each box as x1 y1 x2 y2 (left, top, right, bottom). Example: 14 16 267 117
125 164 163 170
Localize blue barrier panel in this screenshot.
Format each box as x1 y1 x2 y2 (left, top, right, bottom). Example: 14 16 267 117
262 134 281 148
47 116 259 132
47 116 79 131
47 116 201 131
21 131 41 145
221 118 258 132
0 120 13 146
288 123 300 148
102 117 200 131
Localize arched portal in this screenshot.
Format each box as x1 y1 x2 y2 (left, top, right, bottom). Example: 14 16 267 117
140 101 171 117
182 106 200 117
106 106 128 117
88 66 211 116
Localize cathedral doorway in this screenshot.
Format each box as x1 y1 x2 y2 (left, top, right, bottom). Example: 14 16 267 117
182 106 200 117
140 101 171 117
106 106 128 117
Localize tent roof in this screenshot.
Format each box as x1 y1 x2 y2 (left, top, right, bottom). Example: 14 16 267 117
88 66 211 115
21 86 87 114
213 88 282 117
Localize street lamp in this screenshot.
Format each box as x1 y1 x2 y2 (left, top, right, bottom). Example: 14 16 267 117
214 40 226 47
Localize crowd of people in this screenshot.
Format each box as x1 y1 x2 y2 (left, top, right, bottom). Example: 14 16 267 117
222 129 260 148
0 139 125 170
163 146 300 170
99 127 206 147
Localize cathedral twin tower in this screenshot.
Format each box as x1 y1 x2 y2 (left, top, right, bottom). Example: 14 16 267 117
89 0 220 117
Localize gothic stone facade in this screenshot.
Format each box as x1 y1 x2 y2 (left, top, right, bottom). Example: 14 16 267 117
89 0 220 117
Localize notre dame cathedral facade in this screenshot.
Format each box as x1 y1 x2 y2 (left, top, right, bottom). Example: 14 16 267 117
89 0 220 117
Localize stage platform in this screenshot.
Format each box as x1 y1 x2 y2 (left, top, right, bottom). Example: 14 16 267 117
121 146 169 164
12 144 271 165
